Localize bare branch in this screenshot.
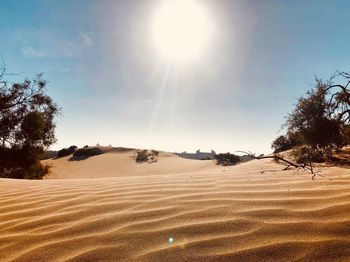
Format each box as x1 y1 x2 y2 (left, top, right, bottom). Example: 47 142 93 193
236 151 324 180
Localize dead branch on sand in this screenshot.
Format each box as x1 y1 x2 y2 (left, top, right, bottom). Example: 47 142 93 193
236 151 324 180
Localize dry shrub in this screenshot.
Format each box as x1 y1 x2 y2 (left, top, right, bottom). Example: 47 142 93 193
136 149 159 163
215 153 240 166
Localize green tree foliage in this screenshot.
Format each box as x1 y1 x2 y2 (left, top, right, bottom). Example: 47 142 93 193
285 80 343 149
271 134 296 153
273 72 350 162
0 69 60 179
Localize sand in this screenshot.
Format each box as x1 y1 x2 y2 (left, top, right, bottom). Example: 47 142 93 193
1 151 350 261
44 150 217 179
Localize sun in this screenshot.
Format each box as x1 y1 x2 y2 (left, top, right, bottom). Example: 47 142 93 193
150 0 213 63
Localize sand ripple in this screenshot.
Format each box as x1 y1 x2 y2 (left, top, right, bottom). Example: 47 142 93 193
1 159 350 261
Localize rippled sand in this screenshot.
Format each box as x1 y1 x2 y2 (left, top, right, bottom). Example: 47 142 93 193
1 152 350 261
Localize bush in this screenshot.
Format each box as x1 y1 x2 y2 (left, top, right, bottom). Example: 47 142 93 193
215 153 240 166
0 145 52 179
150 149 159 156
136 150 149 163
291 146 328 164
136 149 159 163
73 147 103 158
341 125 350 146
57 145 77 158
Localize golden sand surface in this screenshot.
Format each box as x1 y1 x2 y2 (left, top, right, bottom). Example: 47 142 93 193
1 151 350 261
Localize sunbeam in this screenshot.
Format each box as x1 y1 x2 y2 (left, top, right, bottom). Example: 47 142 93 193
147 60 173 137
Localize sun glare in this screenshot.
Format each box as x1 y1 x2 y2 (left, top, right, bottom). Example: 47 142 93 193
151 0 213 63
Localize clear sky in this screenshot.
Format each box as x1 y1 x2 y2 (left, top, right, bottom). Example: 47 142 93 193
1 0 349 154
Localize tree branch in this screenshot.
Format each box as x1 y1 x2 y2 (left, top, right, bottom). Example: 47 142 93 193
236 151 324 180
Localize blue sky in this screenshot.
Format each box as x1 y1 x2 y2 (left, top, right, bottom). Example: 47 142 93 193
1 0 349 154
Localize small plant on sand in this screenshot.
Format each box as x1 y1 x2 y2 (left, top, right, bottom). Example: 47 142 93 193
136 149 148 163
150 149 159 156
215 153 240 166
135 149 159 163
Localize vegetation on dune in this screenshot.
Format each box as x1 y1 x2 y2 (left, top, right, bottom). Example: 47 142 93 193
0 67 60 179
136 149 148 163
272 71 350 165
135 149 159 163
215 153 240 166
2 61 348 180
72 147 104 159
271 134 297 153
57 145 77 158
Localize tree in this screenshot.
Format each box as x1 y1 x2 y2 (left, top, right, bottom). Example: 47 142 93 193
285 79 343 148
273 72 350 162
0 67 60 179
271 134 296 153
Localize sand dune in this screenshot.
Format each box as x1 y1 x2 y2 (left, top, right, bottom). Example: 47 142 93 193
45 150 216 179
1 154 350 261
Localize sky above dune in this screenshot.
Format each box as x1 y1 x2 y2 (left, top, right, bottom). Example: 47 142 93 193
1 0 350 154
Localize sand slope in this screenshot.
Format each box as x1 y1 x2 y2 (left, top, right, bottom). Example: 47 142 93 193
45 150 216 179
1 157 350 261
